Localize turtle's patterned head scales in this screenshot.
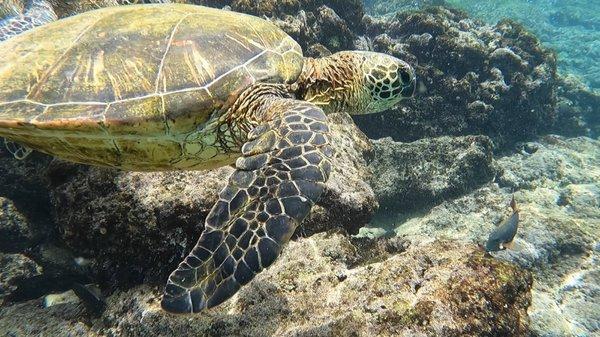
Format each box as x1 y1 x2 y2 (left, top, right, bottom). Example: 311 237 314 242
358 51 416 114
296 51 414 116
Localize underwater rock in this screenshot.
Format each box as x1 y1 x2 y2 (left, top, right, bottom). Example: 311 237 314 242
0 197 41 252
0 299 95 337
200 0 363 55
48 113 376 286
366 0 447 16
371 136 599 337
0 233 532 336
354 7 558 148
102 235 531 336
370 135 496 212
0 150 54 229
27 243 91 280
554 75 600 138
255 2 360 55
227 0 364 35
0 253 42 305
497 136 599 191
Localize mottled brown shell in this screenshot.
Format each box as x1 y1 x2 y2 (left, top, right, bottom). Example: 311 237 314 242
0 4 304 169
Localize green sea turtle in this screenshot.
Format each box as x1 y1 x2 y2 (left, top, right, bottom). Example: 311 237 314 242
0 3 416 313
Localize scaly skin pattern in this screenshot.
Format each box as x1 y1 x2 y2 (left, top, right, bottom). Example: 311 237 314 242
162 85 334 313
0 4 303 170
0 0 57 41
296 51 416 115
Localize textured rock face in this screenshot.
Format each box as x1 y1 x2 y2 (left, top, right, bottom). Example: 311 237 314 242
212 0 364 56
354 7 558 148
367 136 599 337
554 75 600 138
369 135 496 212
0 253 42 305
369 0 600 92
0 233 533 337
0 197 41 252
49 113 376 286
0 300 97 337
103 235 532 337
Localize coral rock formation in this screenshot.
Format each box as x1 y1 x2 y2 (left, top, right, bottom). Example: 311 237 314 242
368 136 599 337
0 233 533 337
369 135 496 211
355 7 558 148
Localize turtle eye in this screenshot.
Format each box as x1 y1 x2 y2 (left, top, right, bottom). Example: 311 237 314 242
399 69 412 85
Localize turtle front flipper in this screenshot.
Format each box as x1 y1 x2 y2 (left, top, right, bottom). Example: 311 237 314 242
0 0 57 41
161 101 332 313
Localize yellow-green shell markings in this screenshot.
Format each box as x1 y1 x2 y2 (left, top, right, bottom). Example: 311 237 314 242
0 4 304 170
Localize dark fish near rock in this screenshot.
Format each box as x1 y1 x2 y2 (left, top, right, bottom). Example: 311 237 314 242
70 282 106 316
485 196 520 252
5 274 106 316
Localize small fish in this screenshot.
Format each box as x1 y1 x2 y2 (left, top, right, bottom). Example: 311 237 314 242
44 291 79 307
6 274 106 316
71 282 106 316
485 195 520 252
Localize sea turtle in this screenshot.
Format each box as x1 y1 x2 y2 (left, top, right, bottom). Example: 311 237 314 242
0 3 416 313
0 0 177 41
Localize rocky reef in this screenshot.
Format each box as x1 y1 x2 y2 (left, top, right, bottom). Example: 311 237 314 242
365 136 600 337
0 233 533 337
370 135 496 212
0 1 599 337
367 0 600 92
356 7 559 147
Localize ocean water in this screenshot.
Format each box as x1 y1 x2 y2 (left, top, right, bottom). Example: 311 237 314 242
0 1 598 337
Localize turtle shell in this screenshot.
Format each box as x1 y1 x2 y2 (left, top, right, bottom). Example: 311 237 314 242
0 4 304 170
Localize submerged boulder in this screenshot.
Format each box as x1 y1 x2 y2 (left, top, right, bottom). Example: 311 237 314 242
354 7 558 148
369 135 496 212
0 233 533 337
0 253 42 305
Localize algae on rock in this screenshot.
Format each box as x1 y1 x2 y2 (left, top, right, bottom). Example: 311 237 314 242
368 136 600 337
369 135 496 212
354 7 558 148
0 233 534 337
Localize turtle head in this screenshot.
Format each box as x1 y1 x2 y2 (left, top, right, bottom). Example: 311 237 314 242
358 51 416 114
297 51 415 115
